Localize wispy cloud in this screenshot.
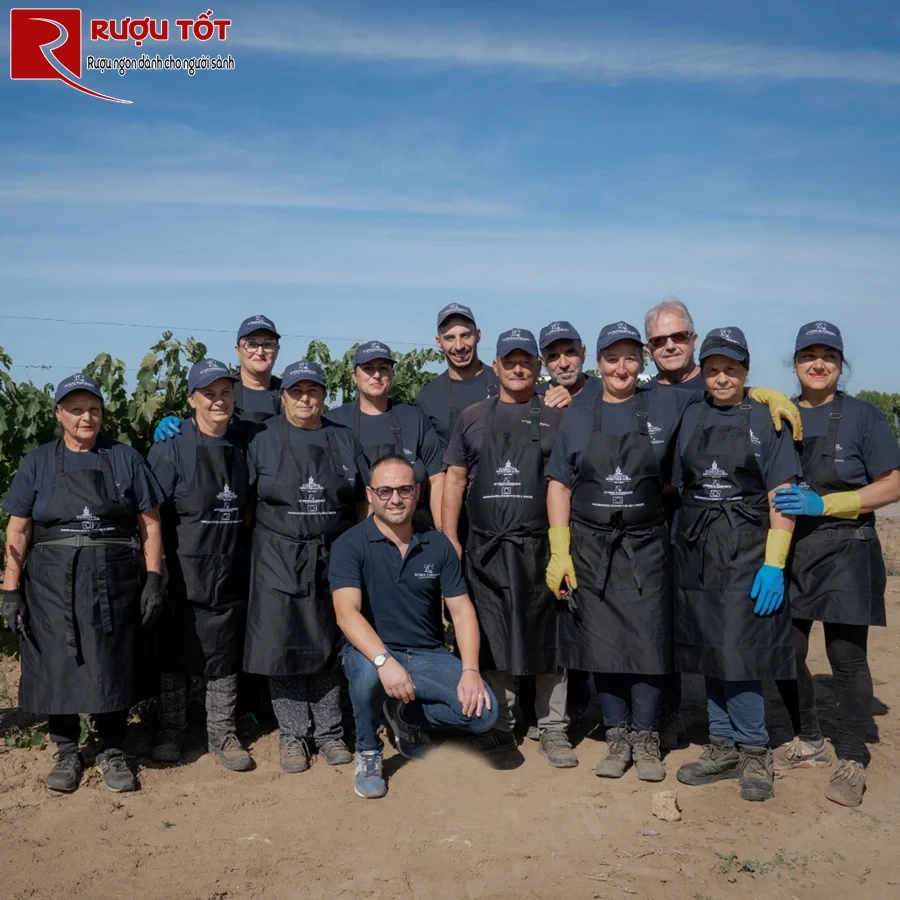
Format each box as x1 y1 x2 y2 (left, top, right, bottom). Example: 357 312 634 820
230 8 900 86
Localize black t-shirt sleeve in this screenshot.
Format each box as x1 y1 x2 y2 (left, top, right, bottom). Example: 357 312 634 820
758 410 802 492
545 415 577 484
860 403 900 481
437 534 468 597
417 409 445 477
146 440 179 503
328 530 364 591
2 448 39 517
443 407 474 469
123 446 164 512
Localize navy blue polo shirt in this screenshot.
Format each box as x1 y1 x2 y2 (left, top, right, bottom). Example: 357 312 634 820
328 517 468 651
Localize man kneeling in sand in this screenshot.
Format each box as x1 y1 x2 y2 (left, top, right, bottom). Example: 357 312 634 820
330 454 498 799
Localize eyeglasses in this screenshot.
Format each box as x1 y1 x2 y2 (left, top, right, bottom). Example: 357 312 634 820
371 484 416 501
241 339 280 353
648 331 693 350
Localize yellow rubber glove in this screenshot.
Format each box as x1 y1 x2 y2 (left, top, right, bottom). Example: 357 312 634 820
747 387 803 440
764 528 793 569
546 525 578 599
822 491 862 520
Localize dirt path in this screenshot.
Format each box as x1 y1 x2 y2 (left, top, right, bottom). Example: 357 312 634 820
2 524 900 900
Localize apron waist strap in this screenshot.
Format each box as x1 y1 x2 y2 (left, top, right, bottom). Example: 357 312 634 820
35 535 141 549
588 521 655 595
683 502 765 584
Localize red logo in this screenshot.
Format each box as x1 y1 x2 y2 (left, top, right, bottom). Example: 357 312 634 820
9 8 131 103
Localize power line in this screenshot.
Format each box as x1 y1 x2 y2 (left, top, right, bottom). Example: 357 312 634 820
0 313 435 348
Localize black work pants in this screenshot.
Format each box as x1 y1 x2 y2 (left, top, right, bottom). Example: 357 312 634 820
49 710 129 754
776 619 871 765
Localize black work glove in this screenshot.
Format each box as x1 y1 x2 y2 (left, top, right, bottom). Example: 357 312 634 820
1 587 29 638
140 572 165 628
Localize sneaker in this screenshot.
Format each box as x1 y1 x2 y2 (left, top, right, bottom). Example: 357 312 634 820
210 732 252 772
539 730 579 768
658 706 686 752
318 739 353 766
595 726 631 778
739 745 774 801
151 728 182 763
354 750 387 799
46 749 84 793
526 725 540 741
676 736 740 786
96 749 136 793
382 698 423 759
632 730 666 782
773 736 831 771
474 728 518 756
279 735 311 773
824 759 866 808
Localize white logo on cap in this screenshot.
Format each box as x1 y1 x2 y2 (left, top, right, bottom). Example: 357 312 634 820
369 343 389 353
201 360 225 372
547 322 565 334
807 322 837 337
717 328 737 342
70 373 87 385
445 304 466 313
290 363 315 376
247 315 272 326
508 329 523 340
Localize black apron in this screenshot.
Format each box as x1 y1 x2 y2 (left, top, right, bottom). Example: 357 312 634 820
673 400 795 681
787 392 886 626
244 417 355 675
560 392 673 674
444 368 498 441
464 396 557 676
352 399 434 526
160 425 251 676
20 438 144 714
233 379 280 425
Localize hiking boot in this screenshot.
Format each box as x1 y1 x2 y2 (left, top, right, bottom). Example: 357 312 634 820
318 739 353 766
96 749 136 793
658 706 686 752
354 750 387 799
595 726 631 778
676 736 740 786
773 736 831 771
279 735 311 773
474 728 518 756
382 698 424 759
526 725 540 741
825 759 866 808
539 730 579 768
46 748 84 793
210 732 252 772
151 728 182 763
632 730 666 782
739 745 774 801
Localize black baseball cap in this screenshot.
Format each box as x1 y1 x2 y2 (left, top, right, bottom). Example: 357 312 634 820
54 373 103 405
795 321 843 355
496 328 539 358
596 321 643 353
188 359 238 394
281 360 326 390
237 314 280 342
699 326 750 366
539 320 582 351
437 303 476 330
353 341 396 367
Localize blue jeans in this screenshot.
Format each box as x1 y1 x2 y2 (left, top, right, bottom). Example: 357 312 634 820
341 646 499 753
595 673 664 732
706 677 768 747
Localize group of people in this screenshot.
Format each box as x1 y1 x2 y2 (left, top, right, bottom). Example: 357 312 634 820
2 302 898 809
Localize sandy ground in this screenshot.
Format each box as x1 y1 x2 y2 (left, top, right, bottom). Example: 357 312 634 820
2 521 900 900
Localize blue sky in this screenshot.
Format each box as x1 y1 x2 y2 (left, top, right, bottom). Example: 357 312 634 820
1 0 898 391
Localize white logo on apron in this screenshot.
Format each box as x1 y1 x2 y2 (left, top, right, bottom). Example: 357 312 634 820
647 421 663 445
201 482 243 526
61 505 114 535
483 459 533 500
699 461 734 502
289 475 336 517
593 466 642 509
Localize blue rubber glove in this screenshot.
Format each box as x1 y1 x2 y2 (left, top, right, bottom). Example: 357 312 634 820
750 565 785 617
773 483 824 517
153 415 182 443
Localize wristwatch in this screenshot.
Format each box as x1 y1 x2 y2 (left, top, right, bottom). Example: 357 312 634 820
372 651 391 669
